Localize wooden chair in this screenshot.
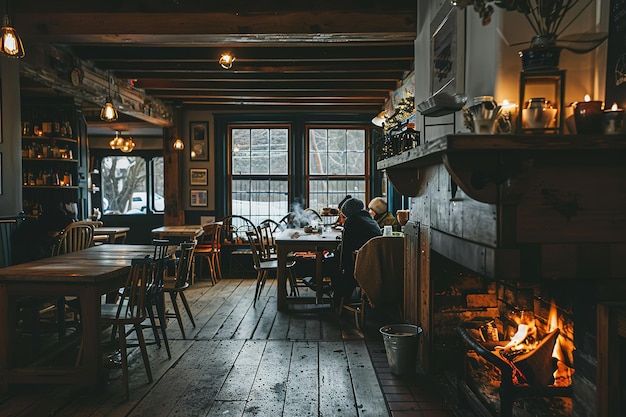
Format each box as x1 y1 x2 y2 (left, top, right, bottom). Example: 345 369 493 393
0 218 19 268
256 221 277 261
339 235 404 330
164 241 196 338
142 239 172 358
246 231 297 306
52 221 95 256
194 222 222 285
101 257 155 400
220 215 256 276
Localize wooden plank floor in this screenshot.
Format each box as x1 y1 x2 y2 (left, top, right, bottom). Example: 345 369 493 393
0 278 394 417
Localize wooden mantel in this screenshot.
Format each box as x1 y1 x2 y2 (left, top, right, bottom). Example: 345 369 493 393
378 134 626 203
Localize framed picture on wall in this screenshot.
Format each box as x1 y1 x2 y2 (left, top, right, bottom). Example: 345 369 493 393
430 2 465 96
190 189 208 207
190 168 208 185
190 121 209 161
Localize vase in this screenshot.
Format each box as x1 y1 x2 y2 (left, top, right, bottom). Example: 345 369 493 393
519 34 561 71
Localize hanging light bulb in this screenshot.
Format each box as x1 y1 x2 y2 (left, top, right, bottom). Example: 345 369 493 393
100 72 118 121
109 131 126 150
219 52 235 69
172 137 184 150
0 12 24 58
120 137 135 153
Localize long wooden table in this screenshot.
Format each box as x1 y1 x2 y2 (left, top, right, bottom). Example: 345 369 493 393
151 225 203 241
275 228 341 311
0 244 170 394
93 226 130 244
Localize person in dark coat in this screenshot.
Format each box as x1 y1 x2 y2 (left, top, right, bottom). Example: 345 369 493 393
327 197 382 302
11 207 74 265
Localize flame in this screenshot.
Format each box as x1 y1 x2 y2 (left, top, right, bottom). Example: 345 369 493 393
548 300 558 332
584 94 591 102
611 102 619 111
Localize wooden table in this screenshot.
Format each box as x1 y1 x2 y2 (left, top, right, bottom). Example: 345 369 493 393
93 226 130 244
0 244 170 394
151 225 203 241
275 228 341 311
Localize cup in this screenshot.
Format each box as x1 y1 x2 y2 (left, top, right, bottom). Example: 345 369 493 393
383 225 393 236
396 209 409 226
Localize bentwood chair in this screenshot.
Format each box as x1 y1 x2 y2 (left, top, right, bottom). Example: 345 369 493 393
101 257 155 400
194 222 222 285
246 231 297 306
164 241 196 338
52 221 95 256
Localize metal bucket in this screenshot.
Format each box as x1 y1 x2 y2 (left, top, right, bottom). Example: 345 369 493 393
379 324 422 375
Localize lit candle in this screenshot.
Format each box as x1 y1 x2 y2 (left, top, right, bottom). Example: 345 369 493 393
573 94 603 134
603 102 624 134
495 99 518 134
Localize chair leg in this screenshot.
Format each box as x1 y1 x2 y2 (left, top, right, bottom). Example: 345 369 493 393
155 295 171 358
118 323 129 400
179 293 196 328
145 304 161 347
288 268 299 297
169 292 186 339
133 322 153 384
253 270 264 307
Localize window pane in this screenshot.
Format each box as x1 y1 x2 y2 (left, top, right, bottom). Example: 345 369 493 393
232 179 289 225
307 127 367 210
101 156 147 215
151 156 165 212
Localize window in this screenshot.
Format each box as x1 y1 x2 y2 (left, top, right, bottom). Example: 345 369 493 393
101 155 164 215
230 126 289 225
308 127 367 210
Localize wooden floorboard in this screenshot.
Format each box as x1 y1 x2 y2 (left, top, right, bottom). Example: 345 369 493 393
0 277 394 417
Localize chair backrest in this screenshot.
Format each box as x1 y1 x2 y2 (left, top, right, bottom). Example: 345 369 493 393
256 221 275 260
150 239 171 294
353 236 404 310
173 241 196 289
246 231 263 269
116 257 154 320
0 218 19 268
199 222 222 248
52 221 95 256
219 215 256 244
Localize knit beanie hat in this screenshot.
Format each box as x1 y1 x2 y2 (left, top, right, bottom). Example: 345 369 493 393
341 197 365 218
368 197 387 215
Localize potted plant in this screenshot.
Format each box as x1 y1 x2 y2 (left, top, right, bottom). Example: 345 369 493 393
451 0 607 69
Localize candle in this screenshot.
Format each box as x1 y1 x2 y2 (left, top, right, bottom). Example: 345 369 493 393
573 95 603 134
603 102 624 134
495 99 518 134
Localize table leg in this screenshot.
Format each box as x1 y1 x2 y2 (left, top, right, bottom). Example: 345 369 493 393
78 287 102 386
277 247 288 311
0 284 9 395
315 248 324 304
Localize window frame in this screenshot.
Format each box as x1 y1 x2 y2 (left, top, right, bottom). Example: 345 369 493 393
227 124 292 224
305 124 371 209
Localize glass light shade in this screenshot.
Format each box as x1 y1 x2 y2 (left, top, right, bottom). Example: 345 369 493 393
371 110 387 127
100 98 119 121
173 138 185 150
219 53 235 69
120 137 135 153
109 131 126 150
0 15 25 58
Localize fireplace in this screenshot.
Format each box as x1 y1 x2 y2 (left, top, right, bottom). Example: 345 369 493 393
391 135 626 417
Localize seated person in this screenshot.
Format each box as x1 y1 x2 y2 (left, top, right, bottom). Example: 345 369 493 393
321 197 382 303
368 197 398 229
11 207 74 265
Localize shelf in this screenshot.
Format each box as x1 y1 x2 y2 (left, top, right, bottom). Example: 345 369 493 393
24 186 79 190
23 135 77 143
377 133 626 200
23 158 78 163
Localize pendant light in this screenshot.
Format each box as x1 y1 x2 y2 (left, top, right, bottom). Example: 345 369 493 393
219 52 235 69
109 131 126 150
172 137 184 150
0 0 24 58
100 72 119 122
120 137 135 153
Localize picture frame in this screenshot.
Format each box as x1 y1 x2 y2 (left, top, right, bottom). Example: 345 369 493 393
190 168 208 185
190 121 209 161
190 189 208 207
430 2 465 96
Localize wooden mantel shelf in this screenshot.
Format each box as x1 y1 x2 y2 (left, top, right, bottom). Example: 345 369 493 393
378 133 626 202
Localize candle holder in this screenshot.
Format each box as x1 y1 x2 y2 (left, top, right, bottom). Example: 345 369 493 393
603 107 624 135
574 100 603 134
